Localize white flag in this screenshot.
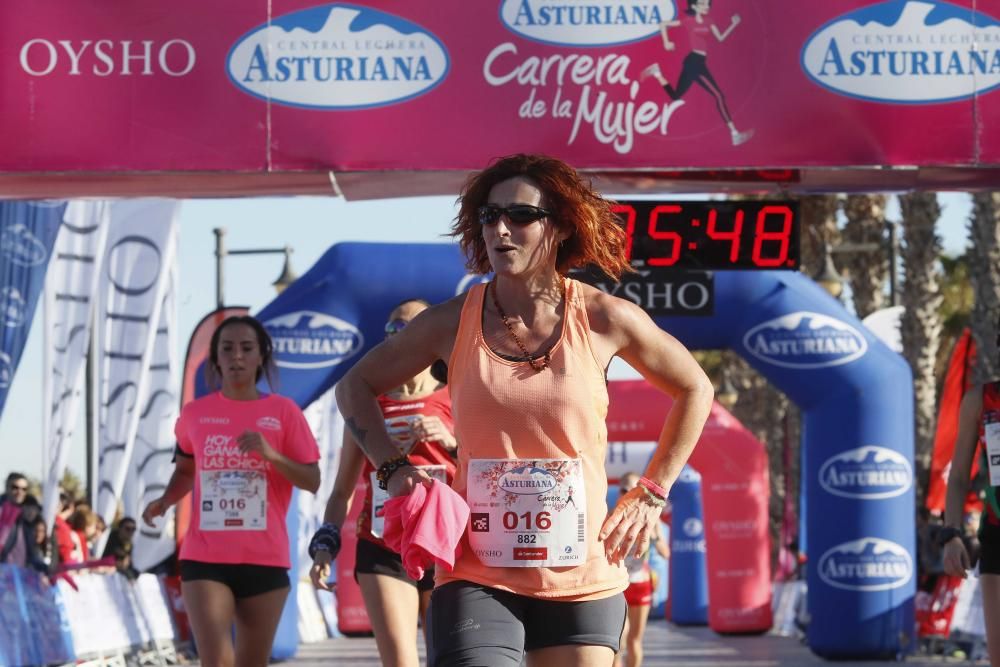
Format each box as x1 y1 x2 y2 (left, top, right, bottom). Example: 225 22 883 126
94 200 179 552
123 260 180 571
297 388 343 580
41 202 111 528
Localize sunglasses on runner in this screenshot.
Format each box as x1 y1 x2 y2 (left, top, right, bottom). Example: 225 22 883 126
384 318 408 337
477 204 551 226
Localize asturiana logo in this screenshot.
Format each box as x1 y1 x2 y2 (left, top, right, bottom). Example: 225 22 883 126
500 0 676 47
264 311 364 369
256 417 282 431
743 312 868 369
819 445 912 499
498 466 557 494
802 0 1000 103
818 538 912 591
0 224 48 267
227 4 450 109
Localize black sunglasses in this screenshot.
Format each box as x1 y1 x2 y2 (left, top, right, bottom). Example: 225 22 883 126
384 318 408 337
477 204 551 226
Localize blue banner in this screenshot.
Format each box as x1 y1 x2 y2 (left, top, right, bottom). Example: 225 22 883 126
0 201 63 418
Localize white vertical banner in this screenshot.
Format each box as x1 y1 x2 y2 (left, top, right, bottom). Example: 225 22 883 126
123 260 180 571
297 389 343 580
94 200 179 551
41 202 111 528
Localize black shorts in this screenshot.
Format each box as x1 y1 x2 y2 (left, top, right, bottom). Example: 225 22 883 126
426 580 627 667
979 515 1000 575
179 560 289 599
355 538 435 592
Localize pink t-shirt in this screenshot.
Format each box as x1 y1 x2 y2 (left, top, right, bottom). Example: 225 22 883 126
176 392 320 568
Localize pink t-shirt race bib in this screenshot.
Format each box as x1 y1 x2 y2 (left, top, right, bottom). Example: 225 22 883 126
176 392 320 568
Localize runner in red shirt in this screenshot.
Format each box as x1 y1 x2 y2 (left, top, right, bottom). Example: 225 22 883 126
309 299 456 667
143 316 320 667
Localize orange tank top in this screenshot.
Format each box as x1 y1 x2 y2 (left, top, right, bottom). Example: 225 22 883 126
440 278 628 600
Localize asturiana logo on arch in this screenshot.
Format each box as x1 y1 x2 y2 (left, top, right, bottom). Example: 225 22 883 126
818 538 912 591
802 0 1000 104
743 311 868 369
500 0 676 47
227 4 450 110
819 445 912 500
499 466 557 494
263 311 364 369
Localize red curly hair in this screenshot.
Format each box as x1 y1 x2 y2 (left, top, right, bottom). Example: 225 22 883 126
451 154 631 280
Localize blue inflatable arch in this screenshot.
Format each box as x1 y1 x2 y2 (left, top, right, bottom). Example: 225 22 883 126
253 242 915 660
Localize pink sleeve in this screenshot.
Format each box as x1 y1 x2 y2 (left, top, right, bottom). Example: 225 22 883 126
281 399 321 464
174 407 194 455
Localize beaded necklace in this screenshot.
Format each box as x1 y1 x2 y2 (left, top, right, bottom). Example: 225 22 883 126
490 278 566 372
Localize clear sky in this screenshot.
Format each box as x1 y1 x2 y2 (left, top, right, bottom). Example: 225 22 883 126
0 192 973 485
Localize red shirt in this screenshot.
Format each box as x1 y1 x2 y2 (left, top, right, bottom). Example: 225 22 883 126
53 515 75 565
683 14 712 53
357 387 456 547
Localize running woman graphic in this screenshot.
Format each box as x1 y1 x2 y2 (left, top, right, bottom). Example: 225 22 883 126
639 0 753 146
566 484 577 509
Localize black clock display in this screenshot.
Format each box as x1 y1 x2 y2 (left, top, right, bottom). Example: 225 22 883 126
612 200 800 270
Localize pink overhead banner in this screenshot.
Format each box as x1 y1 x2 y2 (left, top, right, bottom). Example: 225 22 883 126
1 0 999 173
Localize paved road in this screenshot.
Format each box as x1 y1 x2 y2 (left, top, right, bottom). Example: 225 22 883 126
267 622 986 666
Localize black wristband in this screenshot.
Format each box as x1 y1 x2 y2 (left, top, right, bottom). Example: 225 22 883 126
309 523 342 561
938 526 963 546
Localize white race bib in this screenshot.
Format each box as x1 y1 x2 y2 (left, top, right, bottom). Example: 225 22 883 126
369 465 448 538
467 458 586 567
985 417 1000 486
199 470 267 531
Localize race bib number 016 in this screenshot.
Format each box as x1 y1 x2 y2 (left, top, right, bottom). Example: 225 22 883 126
199 470 267 531
467 458 586 568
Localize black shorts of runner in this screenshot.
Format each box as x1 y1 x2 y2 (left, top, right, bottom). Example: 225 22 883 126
426 580 627 667
979 515 1000 575
354 537 435 592
179 560 289 599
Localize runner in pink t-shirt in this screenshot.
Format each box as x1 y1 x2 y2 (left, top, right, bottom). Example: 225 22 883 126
142 315 320 667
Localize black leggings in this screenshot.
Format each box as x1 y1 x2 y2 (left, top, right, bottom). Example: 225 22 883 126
663 51 733 125
427 580 626 666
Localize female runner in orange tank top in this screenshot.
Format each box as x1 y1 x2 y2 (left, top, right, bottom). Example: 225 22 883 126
334 154 714 667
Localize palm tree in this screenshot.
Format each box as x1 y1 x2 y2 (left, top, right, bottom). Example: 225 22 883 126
841 195 889 318
799 195 841 279
969 193 1000 384
898 192 943 487
724 351 798 571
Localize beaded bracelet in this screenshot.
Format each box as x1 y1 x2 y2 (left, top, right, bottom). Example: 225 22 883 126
638 484 667 508
638 476 668 501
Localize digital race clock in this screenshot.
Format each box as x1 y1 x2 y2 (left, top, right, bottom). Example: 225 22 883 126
612 200 800 270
